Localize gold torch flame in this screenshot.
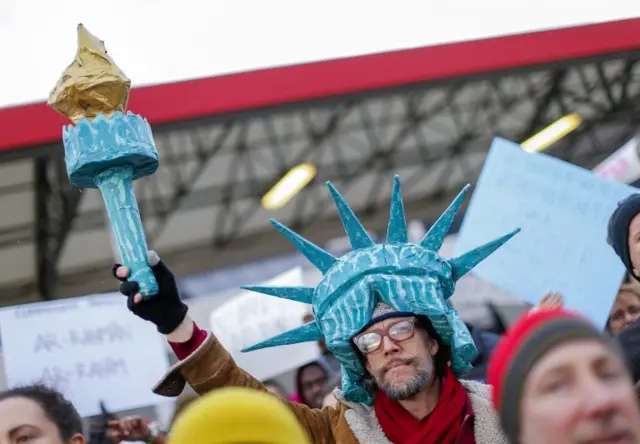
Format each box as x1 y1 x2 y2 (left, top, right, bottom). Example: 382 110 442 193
48 24 131 124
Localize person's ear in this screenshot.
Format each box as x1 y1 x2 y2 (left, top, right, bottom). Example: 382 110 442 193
429 338 439 356
69 433 86 444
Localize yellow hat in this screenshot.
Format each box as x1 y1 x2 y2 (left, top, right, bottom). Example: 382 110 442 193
168 387 310 444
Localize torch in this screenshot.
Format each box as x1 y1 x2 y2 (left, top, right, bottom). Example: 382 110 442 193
48 24 159 299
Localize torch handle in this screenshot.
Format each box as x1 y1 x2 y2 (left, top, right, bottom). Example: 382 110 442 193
94 165 159 299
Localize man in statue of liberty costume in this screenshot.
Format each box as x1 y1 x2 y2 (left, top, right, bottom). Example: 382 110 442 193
114 176 516 444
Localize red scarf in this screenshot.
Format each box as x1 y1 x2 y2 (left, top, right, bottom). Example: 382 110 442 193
374 367 471 444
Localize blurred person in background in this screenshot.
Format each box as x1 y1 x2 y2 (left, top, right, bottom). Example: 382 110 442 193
106 395 197 443
609 194 640 282
488 308 640 444
464 323 500 383
87 401 117 444
262 379 289 399
463 304 505 382
0 384 85 444
539 287 640 405
106 416 165 444
537 286 640 336
608 283 640 335
295 362 329 409
168 387 310 444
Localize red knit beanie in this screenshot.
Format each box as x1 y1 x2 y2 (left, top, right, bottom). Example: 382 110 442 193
487 308 607 443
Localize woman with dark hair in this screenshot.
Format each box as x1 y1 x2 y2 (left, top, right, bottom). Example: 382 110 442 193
295 361 329 409
0 384 85 444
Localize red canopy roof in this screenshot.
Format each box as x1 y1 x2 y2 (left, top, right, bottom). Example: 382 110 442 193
0 18 638 153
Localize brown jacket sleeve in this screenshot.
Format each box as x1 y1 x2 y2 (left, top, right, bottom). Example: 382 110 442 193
153 332 344 444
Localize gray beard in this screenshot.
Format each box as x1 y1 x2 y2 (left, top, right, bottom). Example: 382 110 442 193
379 363 434 401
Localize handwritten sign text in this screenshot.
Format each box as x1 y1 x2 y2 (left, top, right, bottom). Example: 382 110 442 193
0 293 170 417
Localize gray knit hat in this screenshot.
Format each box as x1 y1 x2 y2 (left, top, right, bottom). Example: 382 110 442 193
372 302 398 318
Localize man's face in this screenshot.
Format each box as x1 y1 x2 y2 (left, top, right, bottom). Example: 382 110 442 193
0 396 83 444
299 365 327 409
520 340 640 444
360 317 438 400
627 213 640 276
609 289 640 335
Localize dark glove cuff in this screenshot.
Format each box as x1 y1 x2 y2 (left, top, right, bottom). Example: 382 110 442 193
155 303 189 335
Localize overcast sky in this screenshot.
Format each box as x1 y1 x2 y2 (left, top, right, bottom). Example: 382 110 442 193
0 0 638 108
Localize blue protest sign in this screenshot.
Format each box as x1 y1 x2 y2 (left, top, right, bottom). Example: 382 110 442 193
454 137 637 328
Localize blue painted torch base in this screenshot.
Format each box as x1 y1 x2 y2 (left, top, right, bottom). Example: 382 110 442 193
62 111 160 300
94 166 159 299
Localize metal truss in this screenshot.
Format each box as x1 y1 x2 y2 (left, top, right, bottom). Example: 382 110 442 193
134 55 640 248
3 54 640 301
34 151 83 300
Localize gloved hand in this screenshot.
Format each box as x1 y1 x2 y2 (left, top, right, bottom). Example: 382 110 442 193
112 251 188 334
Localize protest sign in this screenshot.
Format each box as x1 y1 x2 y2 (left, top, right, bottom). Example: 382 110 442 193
593 134 640 184
0 294 170 417
210 267 320 381
454 137 636 328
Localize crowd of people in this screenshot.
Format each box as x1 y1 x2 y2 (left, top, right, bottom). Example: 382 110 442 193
2 181 640 444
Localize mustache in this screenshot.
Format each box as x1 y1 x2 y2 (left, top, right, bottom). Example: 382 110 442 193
383 357 414 373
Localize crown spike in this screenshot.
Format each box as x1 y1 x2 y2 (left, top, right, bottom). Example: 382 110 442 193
449 228 520 282
270 219 337 273
386 175 408 244
240 285 315 304
419 185 470 251
241 322 324 352
326 181 375 250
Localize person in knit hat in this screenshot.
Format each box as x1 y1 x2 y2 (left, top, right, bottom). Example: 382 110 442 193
487 308 640 444
608 194 640 281
168 387 310 444
115 177 516 443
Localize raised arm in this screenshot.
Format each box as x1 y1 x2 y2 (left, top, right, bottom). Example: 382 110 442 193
112 252 340 443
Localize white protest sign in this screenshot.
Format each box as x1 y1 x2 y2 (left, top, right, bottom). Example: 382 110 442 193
0 294 170 417
455 137 635 328
210 267 320 381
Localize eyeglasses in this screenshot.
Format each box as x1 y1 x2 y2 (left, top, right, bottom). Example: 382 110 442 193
353 318 416 354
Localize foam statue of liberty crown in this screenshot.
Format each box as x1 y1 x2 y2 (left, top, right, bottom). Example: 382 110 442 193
241 176 519 404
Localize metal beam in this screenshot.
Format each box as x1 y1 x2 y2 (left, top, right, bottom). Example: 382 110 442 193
0 186 473 305
519 69 568 138
3 51 639 165
5 58 637 250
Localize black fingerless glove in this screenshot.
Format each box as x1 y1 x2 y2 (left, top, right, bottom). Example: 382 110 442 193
112 253 188 334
